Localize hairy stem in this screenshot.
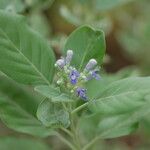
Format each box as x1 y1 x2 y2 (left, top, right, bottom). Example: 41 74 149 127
82 136 101 150
61 127 73 138
71 102 88 115
55 132 76 150
70 112 82 150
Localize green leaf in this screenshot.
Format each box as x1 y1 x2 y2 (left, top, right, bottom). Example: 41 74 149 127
80 92 150 139
98 99 150 139
79 113 138 140
79 113 101 140
37 99 70 128
0 137 50 150
86 66 139 99
0 75 53 137
89 77 150 114
90 92 144 114
98 114 139 138
35 85 74 102
0 10 55 85
63 26 106 71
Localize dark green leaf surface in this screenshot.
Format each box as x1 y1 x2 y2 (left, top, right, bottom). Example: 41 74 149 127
0 10 55 85
35 85 74 102
0 75 53 137
37 99 70 128
64 26 106 71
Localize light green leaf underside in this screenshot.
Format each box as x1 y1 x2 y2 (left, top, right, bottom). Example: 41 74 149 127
90 92 144 114
82 77 150 139
89 77 150 114
0 10 55 85
99 77 150 98
37 99 70 128
35 85 74 102
63 26 106 71
98 114 139 138
0 137 50 150
79 112 138 140
86 66 140 99
0 75 53 137
80 99 150 139
98 100 150 138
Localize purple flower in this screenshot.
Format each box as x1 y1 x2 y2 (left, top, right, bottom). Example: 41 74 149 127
69 69 80 85
85 59 97 71
76 87 87 101
86 68 101 81
91 70 101 80
91 71 100 80
55 58 65 68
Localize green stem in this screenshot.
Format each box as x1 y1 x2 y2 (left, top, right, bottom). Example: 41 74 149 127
70 112 82 150
71 102 88 115
61 127 73 138
62 102 68 111
82 136 101 150
55 132 76 150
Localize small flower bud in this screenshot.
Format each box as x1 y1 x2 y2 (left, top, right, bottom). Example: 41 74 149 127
56 80 60 85
85 59 97 71
76 87 87 101
55 58 65 68
70 90 74 93
91 70 101 80
64 66 70 74
66 50 73 64
86 68 101 81
80 73 86 80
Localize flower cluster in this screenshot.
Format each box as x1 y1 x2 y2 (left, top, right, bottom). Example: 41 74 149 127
54 50 101 101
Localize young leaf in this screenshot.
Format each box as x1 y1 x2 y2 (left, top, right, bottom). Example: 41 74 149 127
0 137 50 150
0 75 53 137
89 77 150 114
63 26 106 70
37 99 70 128
35 85 74 102
0 10 55 85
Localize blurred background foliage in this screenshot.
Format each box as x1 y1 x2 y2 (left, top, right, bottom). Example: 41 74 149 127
0 0 150 149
